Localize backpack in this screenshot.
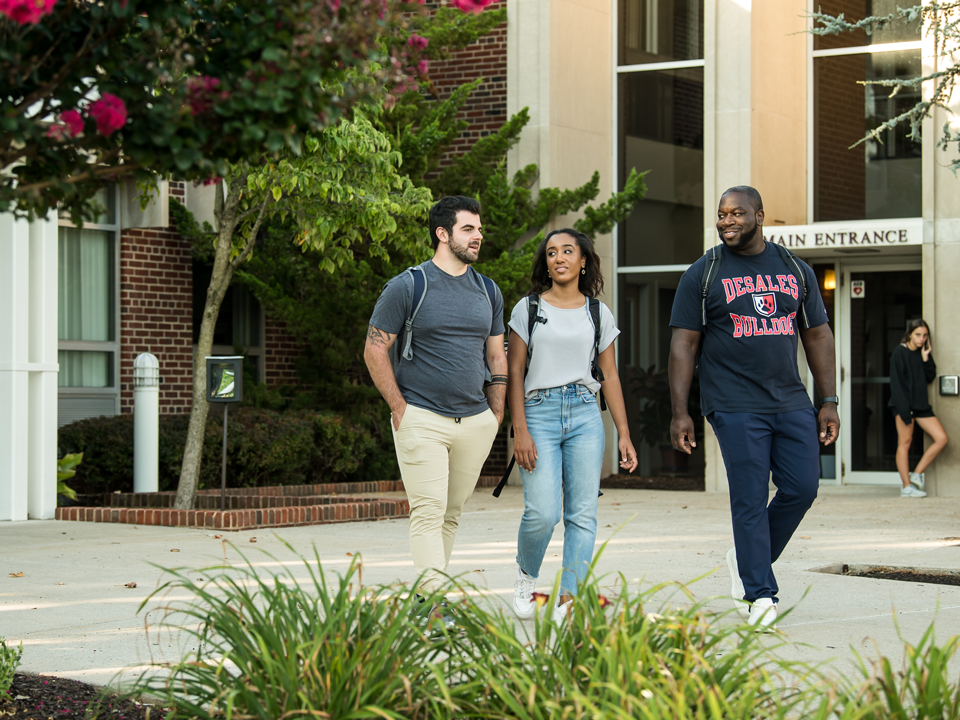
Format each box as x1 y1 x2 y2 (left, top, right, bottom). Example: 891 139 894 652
694 243 809 374
389 262 498 375
493 294 608 498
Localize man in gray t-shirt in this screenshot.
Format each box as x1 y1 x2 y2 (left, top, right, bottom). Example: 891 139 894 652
364 196 506 600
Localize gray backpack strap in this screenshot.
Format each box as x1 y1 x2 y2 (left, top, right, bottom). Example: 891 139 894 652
400 264 428 361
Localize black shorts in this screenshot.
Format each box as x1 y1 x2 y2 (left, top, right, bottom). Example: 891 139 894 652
892 409 935 420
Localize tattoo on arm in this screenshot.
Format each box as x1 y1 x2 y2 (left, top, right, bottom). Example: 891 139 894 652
366 326 392 349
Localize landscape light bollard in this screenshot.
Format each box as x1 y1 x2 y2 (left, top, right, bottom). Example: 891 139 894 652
133 352 160 493
205 356 244 512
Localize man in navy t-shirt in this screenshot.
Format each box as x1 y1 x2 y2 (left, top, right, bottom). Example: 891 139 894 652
668 186 839 631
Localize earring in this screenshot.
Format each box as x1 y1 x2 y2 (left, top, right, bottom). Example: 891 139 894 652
581 268 586 275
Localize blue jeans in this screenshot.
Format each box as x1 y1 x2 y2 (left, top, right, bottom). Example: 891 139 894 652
707 409 820 602
516 384 605 596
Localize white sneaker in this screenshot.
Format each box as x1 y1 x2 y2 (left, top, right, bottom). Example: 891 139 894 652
910 472 925 490
552 599 573 625
747 597 778 631
726 547 748 618
901 484 927 498
513 567 537 619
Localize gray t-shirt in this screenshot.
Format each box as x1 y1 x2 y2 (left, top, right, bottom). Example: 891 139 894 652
508 296 619 399
370 261 505 418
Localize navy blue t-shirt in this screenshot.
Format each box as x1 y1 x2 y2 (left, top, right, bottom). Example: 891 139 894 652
670 242 829 415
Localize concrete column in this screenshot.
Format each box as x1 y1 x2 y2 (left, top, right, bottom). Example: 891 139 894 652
701 0 753 493
28 216 59 519
0 214 31 521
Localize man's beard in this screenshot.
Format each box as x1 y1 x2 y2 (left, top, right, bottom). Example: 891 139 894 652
449 237 479 264
722 222 759 250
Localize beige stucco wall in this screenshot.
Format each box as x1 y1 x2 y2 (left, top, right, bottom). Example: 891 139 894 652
750 1 807 226
507 0 615 474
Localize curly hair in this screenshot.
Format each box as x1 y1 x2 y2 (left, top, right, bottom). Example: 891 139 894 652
530 228 604 298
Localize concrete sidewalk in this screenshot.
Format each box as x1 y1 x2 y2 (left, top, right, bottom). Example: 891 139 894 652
2 484 959 688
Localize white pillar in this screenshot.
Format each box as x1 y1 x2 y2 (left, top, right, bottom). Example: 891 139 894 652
133 353 159 493
0 214 32 521
28 216 59 519
0 212 59 521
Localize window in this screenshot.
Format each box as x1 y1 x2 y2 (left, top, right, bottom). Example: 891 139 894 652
617 0 704 477
192 261 265 383
57 186 120 424
617 0 704 269
813 1 922 221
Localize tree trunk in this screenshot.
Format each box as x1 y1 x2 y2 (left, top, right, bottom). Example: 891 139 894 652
174 180 245 510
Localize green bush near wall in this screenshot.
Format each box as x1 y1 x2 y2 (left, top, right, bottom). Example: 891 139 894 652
57 408 395 495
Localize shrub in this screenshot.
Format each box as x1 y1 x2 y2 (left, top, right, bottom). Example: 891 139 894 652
58 407 396 496
0 637 22 697
131 546 960 720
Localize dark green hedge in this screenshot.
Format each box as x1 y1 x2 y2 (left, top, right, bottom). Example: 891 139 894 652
57 408 398 495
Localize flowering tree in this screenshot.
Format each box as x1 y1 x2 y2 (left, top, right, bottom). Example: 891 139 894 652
0 0 436 222
810 2 960 170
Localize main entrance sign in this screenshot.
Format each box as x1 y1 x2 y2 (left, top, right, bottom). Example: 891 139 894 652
763 218 922 250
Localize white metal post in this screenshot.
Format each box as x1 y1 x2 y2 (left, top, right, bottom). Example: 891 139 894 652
133 353 159 493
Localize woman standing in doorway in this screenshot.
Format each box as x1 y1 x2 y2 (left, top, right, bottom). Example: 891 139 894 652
507 228 637 624
890 318 948 498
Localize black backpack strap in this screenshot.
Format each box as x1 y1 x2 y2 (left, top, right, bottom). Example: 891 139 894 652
492 426 515 497
700 245 723 327
772 243 809 329
588 297 607 411
525 294 542 375
399 265 428 361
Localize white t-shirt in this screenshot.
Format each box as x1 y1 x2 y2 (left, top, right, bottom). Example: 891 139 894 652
507 295 619 399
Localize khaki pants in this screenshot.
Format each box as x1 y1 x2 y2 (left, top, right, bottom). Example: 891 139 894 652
392 405 500 593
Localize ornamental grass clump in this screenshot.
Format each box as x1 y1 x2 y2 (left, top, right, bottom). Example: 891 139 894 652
134 543 468 719
132 542 960 719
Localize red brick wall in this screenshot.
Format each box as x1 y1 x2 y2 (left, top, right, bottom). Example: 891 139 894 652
264 317 303 388
481 425 509 476
118 222 194 415
426 0 507 167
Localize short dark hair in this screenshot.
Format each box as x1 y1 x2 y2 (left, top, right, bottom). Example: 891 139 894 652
721 185 764 212
530 228 605 298
428 196 481 249
900 318 930 345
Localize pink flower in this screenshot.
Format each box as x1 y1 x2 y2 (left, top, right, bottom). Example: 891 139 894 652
407 34 428 51
198 177 222 186
88 94 127 136
185 76 222 115
61 110 84 137
417 59 429 74
0 0 57 25
326 0 340 10
450 0 494 14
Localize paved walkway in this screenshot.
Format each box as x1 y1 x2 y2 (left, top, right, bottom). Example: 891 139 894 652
2 485 959 688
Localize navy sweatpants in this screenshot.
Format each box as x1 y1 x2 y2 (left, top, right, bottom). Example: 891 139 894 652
708 408 820 602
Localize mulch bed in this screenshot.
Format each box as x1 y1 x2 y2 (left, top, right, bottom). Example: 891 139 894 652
601 474 705 492
843 566 960 587
2 674 164 719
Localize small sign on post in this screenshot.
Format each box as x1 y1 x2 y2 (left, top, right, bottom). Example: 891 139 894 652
205 357 244 512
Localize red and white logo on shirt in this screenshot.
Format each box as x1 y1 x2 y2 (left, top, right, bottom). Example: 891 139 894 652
753 293 776 317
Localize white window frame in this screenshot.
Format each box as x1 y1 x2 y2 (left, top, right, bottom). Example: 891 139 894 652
57 185 121 414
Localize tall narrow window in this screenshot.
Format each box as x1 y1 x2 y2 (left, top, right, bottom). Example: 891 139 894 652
813 1 922 221
57 186 120 424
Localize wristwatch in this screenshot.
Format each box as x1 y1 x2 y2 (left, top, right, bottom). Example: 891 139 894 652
821 396 839 405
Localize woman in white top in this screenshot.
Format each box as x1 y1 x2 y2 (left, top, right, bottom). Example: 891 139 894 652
507 228 637 623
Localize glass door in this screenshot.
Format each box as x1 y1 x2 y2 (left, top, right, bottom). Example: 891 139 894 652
840 265 923 485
